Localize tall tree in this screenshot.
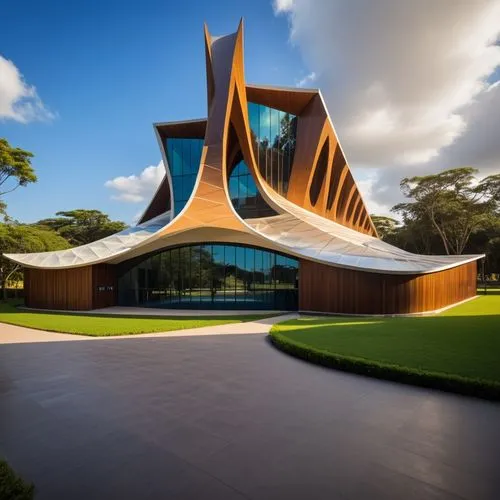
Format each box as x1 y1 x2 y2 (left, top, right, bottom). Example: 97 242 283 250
36 209 127 246
0 224 70 299
393 167 500 255
371 215 400 240
486 237 500 277
0 139 37 202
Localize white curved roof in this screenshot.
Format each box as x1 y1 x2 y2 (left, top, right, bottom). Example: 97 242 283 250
241 161 483 275
2 129 483 275
4 211 171 269
4 196 482 275
4 27 483 277
246 212 479 274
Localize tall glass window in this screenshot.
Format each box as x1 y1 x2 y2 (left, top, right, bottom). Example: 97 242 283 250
247 102 297 197
229 160 276 219
117 244 299 310
165 138 204 215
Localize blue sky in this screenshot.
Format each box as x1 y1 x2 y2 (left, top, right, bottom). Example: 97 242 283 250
1 0 307 223
2 0 499 223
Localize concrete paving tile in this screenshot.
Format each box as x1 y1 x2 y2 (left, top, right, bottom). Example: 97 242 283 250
1 325 499 499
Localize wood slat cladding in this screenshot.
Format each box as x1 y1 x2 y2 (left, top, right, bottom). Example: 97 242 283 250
92 264 117 309
24 267 93 310
8 22 483 317
299 260 477 315
24 264 117 310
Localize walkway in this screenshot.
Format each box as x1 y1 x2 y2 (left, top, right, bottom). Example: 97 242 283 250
0 314 295 344
1 320 499 499
20 305 285 316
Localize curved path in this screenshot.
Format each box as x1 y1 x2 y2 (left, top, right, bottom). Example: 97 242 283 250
0 314 296 344
1 318 499 499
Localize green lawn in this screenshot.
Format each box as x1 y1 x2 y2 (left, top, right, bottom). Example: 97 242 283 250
270 294 500 398
0 301 274 336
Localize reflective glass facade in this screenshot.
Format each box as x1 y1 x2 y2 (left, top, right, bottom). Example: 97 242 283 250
247 102 297 197
165 138 204 215
229 159 277 219
117 243 298 310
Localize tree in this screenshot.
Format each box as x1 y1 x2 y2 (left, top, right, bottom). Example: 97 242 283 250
393 167 500 255
486 237 500 278
0 139 37 201
0 223 70 299
36 209 127 246
371 215 400 240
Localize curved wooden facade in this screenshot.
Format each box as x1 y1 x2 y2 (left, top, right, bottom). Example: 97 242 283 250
12 20 482 315
299 260 477 315
24 264 116 311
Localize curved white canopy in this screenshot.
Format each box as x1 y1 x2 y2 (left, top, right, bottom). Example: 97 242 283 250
4 195 482 275
4 211 172 270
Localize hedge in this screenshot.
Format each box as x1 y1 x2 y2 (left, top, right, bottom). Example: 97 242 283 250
269 331 500 401
0 460 34 500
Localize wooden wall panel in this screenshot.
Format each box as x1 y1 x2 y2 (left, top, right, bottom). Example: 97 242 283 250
92 264 117 309
299 260 477 315
24 267 93 310
24 264 118 310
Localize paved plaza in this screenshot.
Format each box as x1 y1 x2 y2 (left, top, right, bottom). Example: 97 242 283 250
1 319 499 499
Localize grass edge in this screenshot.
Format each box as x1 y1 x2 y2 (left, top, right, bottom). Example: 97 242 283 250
268 329 500 401
0 312 278 337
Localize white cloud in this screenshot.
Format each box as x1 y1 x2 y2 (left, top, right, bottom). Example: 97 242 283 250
275 0 500 167
0 55 55 123
276 0 500 213
296 71 317 88
273 0 294 14
105 161 164 203
434 81 500 174
352 169 393 217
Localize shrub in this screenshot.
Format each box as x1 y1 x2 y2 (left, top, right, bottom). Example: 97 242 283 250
269 331 500 401
0 460 34 500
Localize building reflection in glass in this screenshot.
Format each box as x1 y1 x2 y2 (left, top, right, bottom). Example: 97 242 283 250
165 138 204 216
228 159 277 219
117 243 299 310
247 102 297 197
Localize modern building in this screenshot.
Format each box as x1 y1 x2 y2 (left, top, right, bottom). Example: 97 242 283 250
5 21 482 314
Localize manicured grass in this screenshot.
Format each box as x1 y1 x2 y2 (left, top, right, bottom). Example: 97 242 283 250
0 301 274 336
0 459 34 500
270 295 500 399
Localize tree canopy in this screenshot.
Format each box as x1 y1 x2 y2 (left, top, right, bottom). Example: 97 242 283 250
392 167 500 255
0 139 133 296
36 209 127 246
0 138 37 197
371 167 500 277
0 223 70 297
370 215 400 240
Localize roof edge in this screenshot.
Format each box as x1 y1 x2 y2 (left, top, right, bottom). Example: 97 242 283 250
246 83 319 94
